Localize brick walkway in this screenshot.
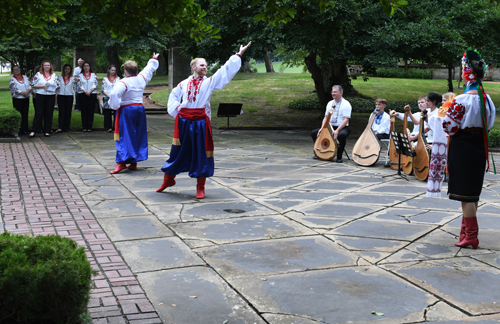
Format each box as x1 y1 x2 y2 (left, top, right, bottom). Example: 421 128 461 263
0 139 162 324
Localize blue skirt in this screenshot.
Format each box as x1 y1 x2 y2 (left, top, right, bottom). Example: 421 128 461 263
115 105 148 163
161 116 214 178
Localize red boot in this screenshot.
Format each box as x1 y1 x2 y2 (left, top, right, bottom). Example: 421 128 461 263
455 216 479 249
156 174 176 192
459 216 466 242
111 162 127 174
127 162 137 170
196 177 206 199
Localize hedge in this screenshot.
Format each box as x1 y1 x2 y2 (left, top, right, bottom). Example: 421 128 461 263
0 106 21 135
490 129 500 147
0 232 95 324
375 67 432 79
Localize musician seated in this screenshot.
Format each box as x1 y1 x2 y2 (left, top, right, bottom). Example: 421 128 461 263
390 96 427 144
371 98 390 141
311 85 352 163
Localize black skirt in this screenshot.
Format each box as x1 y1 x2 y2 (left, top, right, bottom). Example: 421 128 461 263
447 130 486 202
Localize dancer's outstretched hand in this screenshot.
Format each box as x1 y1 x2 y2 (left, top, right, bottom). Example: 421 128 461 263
238 42 252 56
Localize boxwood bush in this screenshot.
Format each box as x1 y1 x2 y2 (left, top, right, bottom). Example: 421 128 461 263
489 129 500 147
375 67 432 79
0 106 21 135
289 97 420 113
0 233 95 324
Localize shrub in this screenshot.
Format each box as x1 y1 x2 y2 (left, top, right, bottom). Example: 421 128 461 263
489 129 500 147
0 106 21 135
0 232 95 324
289 97 421 113
375 67 431 79
288 97 321 110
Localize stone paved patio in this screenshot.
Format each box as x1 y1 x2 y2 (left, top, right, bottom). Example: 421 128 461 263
1 114 500 324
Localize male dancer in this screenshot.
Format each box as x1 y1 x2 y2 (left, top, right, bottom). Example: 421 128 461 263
157 42 252 198
108 52 159 174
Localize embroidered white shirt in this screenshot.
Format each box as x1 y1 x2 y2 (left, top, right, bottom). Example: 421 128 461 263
9 75 31 99
57 75 76 96
76 73 98 94
31 72 59 95
167 54 242 120
371 111 390 134
325 98 352 127
109 59 159 110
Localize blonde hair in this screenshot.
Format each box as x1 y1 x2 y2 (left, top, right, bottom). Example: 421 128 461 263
190 58 206 68
122 60 138 75
442 92 456 103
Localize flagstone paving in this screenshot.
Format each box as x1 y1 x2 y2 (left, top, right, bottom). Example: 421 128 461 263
1 113 500 324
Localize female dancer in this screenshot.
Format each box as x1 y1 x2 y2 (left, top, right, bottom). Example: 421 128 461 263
76 61 98 132
9 66 32 135
55 64 76 133
30 60 59 137
101 65 120 133
443 48 496 249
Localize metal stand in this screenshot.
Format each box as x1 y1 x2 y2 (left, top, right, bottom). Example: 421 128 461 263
383 131 414 181
216 103 243 132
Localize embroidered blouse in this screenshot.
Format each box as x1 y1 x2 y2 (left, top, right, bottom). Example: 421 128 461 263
167 54 242 119
76 73 98 94
9 75 31 99
31 72 59 95
442 93 495 136
101 76 121 98
57 75 76 96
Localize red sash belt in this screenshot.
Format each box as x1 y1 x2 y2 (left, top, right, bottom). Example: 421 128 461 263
174 108 214 155
114 103 143 141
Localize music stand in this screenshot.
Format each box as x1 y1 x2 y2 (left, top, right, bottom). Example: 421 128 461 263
217 103 243 132
383 131 414 181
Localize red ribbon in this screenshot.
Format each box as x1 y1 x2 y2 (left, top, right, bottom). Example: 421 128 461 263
174 108 213 153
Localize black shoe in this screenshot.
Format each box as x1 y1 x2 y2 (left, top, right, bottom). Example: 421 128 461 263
336 158 343 163
54 129 63 134
312 155 318 159
29 132 35 138
44 133 50 137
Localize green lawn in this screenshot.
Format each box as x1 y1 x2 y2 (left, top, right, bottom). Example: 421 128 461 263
255 61 307 73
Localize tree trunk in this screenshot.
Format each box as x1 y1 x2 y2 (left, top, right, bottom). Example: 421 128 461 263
264 52 274 73
105 35 123 78
163 50 168 76
52 56 61 71
447 63 453 92
157 52 165 76
239 60 251 73
304 51 358 110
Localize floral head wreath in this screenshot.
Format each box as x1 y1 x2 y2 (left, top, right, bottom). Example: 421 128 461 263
462 47 488 83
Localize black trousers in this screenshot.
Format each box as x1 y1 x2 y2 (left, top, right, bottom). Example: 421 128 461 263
57 95 74 131
32 94 55 134
78 93 96 130
376 133 390 141
12 98 30 134
311 125 351 160
103 109 116 130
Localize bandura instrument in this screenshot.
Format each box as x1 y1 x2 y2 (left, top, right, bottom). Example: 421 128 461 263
388 112 399 170
413 110 430 181
352 108 381 166
314 105 338 161
401 105 414 175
